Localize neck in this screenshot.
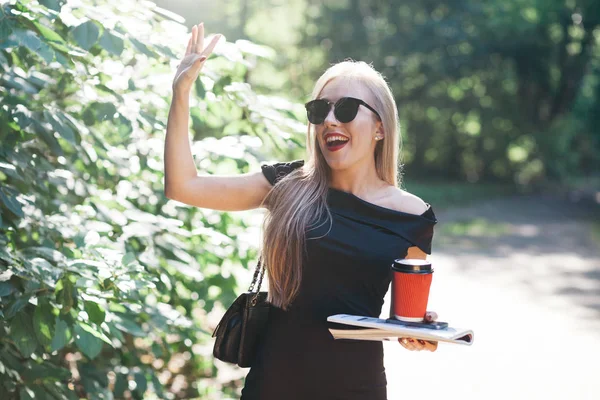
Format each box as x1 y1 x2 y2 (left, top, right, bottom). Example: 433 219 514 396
328 159 385 197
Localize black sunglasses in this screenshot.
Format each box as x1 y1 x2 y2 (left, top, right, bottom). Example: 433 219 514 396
305 97 381 125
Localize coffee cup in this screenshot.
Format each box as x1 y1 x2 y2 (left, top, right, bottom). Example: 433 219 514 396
391 259 433 322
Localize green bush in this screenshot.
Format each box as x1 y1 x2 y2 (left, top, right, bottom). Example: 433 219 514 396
0 0 302 398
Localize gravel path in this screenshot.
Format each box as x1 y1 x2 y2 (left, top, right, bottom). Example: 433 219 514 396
382 194 600 400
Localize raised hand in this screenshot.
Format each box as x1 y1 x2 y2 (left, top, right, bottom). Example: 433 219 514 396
172 22 222 95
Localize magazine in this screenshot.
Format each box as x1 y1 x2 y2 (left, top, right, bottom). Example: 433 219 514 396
327 314 474 346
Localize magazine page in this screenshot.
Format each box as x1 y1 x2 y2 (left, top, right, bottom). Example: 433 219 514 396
327 314 474 346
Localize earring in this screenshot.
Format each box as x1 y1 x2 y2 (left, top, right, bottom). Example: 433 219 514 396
375 135 383 141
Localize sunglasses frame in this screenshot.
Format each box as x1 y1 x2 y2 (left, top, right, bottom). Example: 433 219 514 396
305 96 381 125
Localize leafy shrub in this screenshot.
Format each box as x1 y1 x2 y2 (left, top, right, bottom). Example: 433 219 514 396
0 0 302 398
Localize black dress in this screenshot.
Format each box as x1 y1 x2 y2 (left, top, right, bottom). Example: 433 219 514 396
241 160 437 400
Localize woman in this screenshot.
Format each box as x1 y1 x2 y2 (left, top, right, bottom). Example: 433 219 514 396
165 23 439 399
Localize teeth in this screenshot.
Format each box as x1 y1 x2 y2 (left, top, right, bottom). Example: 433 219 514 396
326 135 349 143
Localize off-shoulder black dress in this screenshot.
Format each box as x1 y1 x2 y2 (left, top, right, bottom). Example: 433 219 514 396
240 160 437 400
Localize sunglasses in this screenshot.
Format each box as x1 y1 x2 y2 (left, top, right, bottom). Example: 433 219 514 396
305 97 381 125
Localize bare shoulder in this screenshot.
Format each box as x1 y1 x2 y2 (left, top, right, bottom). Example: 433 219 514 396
384 186 430 215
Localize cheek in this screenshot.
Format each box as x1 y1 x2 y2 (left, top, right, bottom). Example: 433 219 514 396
347 118 375 141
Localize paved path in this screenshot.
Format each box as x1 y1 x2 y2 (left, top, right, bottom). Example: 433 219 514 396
383 194 600 399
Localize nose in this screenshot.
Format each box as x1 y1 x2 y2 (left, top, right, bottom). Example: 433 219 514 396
323 104 339 125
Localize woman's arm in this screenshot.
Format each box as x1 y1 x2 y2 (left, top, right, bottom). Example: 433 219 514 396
164 23 272 211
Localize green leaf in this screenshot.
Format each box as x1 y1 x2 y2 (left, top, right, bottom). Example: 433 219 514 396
43 381 78 400
74 323 104 360
43 110 76 143
151 342 164 358
0 281 15 297
98 29 124 56
39 0 64 12
0 186 24 218
12 29 42 52
4 296 31 319
112 313 145 337
50 318 71 352
56 277 77 314
79 363 109 396
12 104 34 129
21 360 71 383
106 320 124 343
195 79 206 99
113 372 128 396
54 50 71 66
33 120 64 156
128 37 156 57
0 17 13 42
10 311 39 357
83 102 117 124
23 278 42 293
71 21 99 51
33 21 65 43
116 114 133 137
150 372 165 397
33 41 55 63
23 256 62 288
19 386 36 400
2 74 38 93
22 246 67 265
76 322 112 346
34 301 56 347
133 371 147 395
153 43 177 58
84 301 105 325
122 252 136 266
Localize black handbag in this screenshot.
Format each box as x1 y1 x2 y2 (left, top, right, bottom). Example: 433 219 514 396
212 256 270 368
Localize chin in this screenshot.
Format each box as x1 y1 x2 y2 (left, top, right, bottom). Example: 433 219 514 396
323 157 351 171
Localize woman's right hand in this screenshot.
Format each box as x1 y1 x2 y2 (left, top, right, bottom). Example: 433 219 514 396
172 22 222 96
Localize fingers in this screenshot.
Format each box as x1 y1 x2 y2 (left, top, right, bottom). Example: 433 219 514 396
202 34 221 57
399 338 438 352
195 23 204 54
185 35 193 56
399 337 419 351
425 311 438 322
398 337 414 350
191 24 197 53
425 340 438 352
189 23 220 56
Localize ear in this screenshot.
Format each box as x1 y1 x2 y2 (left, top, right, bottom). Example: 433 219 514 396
375 120 385 139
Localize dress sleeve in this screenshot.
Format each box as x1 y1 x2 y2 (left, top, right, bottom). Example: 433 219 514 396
260 159 305 186
413 206 437 254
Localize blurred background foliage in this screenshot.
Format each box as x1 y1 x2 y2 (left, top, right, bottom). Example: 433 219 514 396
0 0 598 399
159 0 600 186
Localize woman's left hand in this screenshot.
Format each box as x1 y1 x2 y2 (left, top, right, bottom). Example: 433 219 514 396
398 311 438 352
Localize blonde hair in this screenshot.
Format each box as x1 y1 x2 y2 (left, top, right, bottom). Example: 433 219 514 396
261 60 402 310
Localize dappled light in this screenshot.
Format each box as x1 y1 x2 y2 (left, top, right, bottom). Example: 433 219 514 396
1 0 599 398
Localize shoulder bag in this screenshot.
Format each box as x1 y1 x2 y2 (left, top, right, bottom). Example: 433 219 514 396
212 256 270 368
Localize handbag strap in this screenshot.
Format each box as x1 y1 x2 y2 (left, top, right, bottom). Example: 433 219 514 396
247 255 265 294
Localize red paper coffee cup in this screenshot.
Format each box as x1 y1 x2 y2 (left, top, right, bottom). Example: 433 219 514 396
391 259 433 322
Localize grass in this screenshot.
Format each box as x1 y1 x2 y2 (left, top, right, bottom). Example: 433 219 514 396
438 218 512 237
403 181 517 210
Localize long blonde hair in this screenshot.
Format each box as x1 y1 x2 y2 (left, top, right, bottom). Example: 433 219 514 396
261 60 402 310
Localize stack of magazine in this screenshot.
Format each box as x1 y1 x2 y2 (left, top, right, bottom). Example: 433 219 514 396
327 314 474 346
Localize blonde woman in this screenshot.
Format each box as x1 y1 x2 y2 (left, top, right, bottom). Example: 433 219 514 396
165 23 439 399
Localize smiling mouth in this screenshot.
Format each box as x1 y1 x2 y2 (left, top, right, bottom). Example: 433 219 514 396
325 138 349 151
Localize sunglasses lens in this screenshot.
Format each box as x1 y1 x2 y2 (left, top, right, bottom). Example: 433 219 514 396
306 100 329 124
305 98 363 124
335 98 360 123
